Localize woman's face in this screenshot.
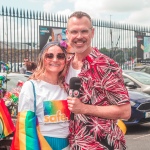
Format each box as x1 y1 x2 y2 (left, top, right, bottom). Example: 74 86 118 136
44 45 66 75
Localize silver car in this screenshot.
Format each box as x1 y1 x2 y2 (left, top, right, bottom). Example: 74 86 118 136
133 65 150 74
123 70 150 95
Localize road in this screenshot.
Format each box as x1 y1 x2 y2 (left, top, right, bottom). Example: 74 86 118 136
1 123 150 150
125 123 150 150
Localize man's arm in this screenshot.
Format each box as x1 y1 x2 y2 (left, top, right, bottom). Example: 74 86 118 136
67 96 131 120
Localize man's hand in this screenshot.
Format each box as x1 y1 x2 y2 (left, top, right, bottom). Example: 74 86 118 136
67 96 85 114
67 96 131 119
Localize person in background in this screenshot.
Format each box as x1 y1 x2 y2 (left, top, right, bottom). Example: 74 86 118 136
65 11 131 150
14 41 70 150
25 61 37 77
19 58 29 74
57 33 63 42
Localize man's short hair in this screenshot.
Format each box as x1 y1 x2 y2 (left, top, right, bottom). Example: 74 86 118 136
68 11 92 27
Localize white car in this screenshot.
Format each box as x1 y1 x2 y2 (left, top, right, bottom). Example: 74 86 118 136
123 70 150 95
0 72 27 91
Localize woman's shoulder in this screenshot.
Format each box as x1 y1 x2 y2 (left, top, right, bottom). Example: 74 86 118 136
21 80 39 91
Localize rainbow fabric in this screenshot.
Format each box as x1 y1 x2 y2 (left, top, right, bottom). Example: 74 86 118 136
11 111 52 150
0 99 15 139
44 100 70 123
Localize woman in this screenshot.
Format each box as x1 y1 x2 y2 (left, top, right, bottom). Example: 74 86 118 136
12 41 70 150
25 61 37 77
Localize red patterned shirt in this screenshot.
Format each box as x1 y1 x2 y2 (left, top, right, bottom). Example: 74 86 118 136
65 48 130 150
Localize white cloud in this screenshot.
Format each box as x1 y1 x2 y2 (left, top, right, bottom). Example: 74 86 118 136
43 1 56 12
101 0 145 12
121 7 150 26
43 0 62 12
71 0 150 26
3 0 149 26
56 9 72 16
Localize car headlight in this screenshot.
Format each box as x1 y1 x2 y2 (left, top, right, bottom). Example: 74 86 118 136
130 101 136 106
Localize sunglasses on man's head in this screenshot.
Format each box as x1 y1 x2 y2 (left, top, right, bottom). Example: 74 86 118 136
45 53 66 60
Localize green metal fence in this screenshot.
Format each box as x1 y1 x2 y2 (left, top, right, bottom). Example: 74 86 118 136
0 6 150 72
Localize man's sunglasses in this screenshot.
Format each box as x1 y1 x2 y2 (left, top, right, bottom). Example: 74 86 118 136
45 53 66 60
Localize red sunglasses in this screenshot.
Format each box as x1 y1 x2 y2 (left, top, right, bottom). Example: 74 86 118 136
45 53 66 60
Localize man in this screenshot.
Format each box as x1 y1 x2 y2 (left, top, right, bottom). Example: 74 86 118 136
66 11 131 150
19 58 29 74
57 33 63 42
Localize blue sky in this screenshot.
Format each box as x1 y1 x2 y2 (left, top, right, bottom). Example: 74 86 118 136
0 0 150 26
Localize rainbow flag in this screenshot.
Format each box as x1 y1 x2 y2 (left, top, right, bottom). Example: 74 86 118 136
0 99 15 139
11 111 52 150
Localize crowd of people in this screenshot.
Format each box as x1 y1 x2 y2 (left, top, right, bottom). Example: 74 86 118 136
11 11 131 150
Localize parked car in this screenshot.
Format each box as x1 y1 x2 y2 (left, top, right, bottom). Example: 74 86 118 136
123 70 150 95
0 72 27 91
124 90 150 125
133 65 150 74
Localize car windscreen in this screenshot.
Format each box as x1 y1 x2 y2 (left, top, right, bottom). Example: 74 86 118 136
125 72 150 85
133 67 144 71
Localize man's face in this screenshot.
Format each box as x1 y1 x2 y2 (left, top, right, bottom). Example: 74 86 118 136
66 16 94 54
24 58 29 65
57 34 62 41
